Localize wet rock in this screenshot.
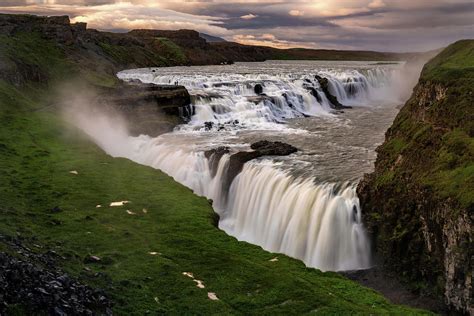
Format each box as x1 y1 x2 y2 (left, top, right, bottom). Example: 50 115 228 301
204 121 214 131
204 146 230 177
254 83 263 95
304 86 322 103
96 83 191 137
250 140 297 156
314 75 352 110
223 141 297 192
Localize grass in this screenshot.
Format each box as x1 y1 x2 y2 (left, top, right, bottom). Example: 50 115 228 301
421 40 474 82
155 38 187 64
0 80 430 315
0 32 72 85
0 30 431 315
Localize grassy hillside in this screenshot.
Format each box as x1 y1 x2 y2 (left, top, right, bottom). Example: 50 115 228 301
0 25 431 315
357 40 473 313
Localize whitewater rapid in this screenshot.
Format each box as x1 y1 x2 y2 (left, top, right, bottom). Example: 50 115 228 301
118 61 406 131
79 60 414 272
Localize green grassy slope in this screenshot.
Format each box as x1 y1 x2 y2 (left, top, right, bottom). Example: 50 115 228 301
0 32 430 315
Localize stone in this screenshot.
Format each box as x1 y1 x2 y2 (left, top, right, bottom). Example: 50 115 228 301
314 75 352 110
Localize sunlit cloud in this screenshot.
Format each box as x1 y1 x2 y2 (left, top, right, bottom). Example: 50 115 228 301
241 13 257 20
288 10 304 17
368 0 386 9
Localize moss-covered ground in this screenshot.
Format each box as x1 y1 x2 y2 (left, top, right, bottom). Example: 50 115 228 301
0 30 431 315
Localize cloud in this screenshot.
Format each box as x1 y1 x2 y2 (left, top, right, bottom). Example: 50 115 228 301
233 33 293 48
241 13 257 20
368 0 386 9
288 10 304 17
0 0 473 52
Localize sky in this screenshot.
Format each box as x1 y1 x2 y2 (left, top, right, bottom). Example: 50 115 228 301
0 1 473 52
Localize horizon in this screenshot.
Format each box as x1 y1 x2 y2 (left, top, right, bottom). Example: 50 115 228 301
0 1 473 53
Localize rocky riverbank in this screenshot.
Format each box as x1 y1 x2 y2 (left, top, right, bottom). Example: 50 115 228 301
97 82 192 136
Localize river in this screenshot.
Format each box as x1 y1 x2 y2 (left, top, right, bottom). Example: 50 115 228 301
83 60 417 272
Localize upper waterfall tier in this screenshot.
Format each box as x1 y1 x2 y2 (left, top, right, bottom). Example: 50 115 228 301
118 61 405 130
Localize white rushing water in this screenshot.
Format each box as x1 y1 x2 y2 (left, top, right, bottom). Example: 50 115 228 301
78 61 415 272
118 61 406 131
106 136 370 271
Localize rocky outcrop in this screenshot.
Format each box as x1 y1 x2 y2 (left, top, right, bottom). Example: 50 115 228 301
208 141 298 192
204 146 230 177
357 40 473 314
0 14 86 44
314 75 351 110
97 83 192 136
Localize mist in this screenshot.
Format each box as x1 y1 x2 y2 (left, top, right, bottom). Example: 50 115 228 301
59 82 134 158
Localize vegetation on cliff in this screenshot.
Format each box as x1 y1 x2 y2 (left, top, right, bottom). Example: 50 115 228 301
0 13 431 314
358 40 473 313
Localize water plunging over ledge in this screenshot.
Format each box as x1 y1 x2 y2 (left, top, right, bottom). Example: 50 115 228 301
78 60 413 272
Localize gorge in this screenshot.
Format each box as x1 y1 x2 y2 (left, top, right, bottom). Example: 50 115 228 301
0 13 472 315
77 60 415 273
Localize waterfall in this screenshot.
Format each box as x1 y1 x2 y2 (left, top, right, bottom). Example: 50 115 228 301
221 162 370 271
118 65 399 131
114 136 371 272
77 61 407 273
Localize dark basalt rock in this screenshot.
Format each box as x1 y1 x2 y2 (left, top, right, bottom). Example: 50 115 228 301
0 235 112 315
304 86 323 103
204 121 214 131
314 75 352 110
97 82 191 137
223 141 297 193
250 140 298 156
254 84 264 95
204 146 230 177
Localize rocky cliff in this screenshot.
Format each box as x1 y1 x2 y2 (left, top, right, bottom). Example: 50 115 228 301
357 40 473 314
97 83 191 136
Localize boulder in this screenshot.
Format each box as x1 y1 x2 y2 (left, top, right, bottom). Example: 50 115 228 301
254 84 264 95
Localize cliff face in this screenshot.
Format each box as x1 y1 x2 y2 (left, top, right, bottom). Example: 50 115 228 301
357 40 473 314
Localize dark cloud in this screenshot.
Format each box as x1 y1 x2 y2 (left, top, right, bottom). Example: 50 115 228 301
222 15 337 30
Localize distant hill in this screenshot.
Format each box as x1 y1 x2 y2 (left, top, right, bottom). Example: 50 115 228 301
199 32 227 43
0 12 430 75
